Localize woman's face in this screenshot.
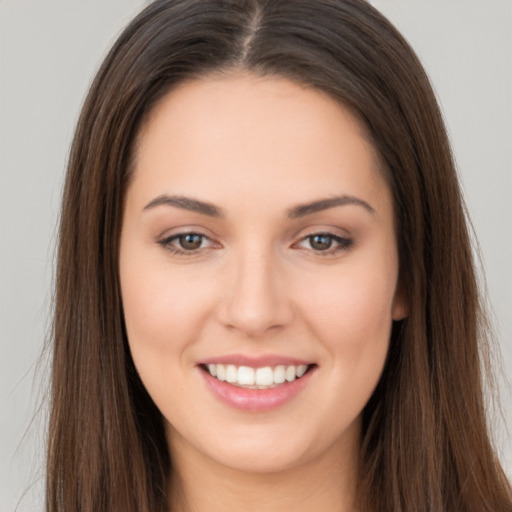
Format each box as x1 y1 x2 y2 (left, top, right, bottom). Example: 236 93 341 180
119 74 406 474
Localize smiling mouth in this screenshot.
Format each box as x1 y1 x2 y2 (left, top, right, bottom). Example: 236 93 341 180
201 363 315 389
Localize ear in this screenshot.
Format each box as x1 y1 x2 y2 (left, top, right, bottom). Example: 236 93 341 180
392 282 409 321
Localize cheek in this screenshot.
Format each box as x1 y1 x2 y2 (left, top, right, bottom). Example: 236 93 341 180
305 268 395 336
119 257 215 413
296 259 397 382
119 250 214 365
299 265 395 421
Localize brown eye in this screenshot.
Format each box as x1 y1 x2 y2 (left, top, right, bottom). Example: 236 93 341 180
178 233 204 250
294 232 353 255
158 231 219 255
309 234 333 251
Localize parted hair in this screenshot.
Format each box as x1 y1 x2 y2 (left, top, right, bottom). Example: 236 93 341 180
47 1 512 511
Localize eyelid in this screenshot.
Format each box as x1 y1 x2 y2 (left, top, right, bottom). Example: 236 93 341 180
157 229 221 255
155 226 353 257
292 230 354 255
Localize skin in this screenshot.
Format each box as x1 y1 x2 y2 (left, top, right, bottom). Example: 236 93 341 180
119 73 407 512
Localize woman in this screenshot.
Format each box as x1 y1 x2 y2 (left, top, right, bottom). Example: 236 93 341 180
47 0 512 511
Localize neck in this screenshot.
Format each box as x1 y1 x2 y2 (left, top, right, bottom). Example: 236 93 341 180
167 428 360 512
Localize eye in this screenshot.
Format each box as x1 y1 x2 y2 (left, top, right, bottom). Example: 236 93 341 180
158 232 214 254
176 233 205 250
295 233 353 254
308 234 335 251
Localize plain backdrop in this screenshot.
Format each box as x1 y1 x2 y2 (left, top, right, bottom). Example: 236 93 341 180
1 1 511 510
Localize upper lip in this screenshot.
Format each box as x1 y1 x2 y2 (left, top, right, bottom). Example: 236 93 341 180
197 354 314 368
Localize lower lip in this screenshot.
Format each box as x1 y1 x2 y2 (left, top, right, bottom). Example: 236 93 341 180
200 368 314 412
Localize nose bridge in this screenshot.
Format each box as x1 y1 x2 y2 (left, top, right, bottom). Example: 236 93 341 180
220 241 292 337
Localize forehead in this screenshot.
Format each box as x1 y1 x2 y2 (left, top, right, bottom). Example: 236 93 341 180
128 73 390 216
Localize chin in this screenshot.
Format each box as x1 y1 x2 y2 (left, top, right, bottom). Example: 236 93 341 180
167 415 360 476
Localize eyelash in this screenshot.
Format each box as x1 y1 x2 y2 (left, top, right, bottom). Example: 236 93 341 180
293 233 353 255
158 232 214 256
157 231 353 257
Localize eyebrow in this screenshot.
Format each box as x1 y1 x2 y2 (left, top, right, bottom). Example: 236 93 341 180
287 195 376 218
143 194 223 217
143 193 375 219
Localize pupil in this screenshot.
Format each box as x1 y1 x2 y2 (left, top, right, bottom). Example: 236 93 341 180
310 234 332 250
180 234 202 250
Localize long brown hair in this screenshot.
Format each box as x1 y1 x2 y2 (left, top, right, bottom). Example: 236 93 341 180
47 1 512 510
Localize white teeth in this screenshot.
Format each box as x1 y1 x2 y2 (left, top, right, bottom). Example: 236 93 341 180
205 363 311 388
274 365 286 384
226 364 237 383
296 364 308 377
255 367 274 386
285 365 296 382
237 366 255 385
216 364 226 381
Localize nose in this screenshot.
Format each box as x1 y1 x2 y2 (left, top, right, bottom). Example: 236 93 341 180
217 247 294 338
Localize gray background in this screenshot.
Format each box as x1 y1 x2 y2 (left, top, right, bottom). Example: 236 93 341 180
1 1 510 510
